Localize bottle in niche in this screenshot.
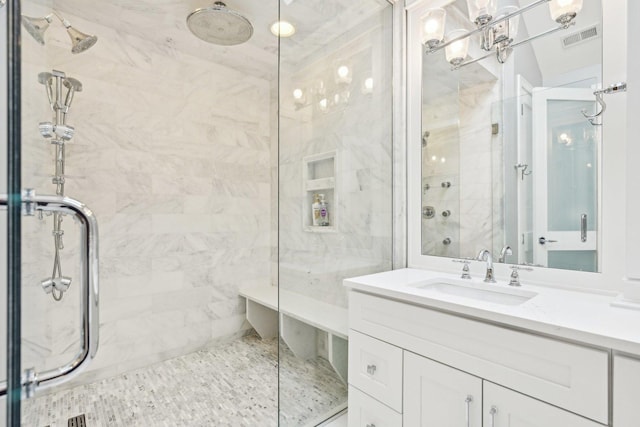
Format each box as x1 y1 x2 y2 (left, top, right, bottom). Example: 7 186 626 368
319 194 330 226
312 194 322 226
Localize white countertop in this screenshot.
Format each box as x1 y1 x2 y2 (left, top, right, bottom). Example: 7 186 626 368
344 268 640 355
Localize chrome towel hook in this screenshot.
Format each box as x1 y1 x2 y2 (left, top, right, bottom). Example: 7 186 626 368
582 82 627 126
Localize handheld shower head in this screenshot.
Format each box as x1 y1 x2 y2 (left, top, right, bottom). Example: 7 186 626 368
62 77 83 113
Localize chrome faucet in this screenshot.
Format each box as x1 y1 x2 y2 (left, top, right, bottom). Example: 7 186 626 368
498 245 513 263
476 249 496 283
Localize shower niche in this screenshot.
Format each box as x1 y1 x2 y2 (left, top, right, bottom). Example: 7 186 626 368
302 151 337 232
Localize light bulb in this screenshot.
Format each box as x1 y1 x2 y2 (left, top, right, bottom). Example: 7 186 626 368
319 98 328 111
338 66 349 78
424 19 438 34
293 88 303 99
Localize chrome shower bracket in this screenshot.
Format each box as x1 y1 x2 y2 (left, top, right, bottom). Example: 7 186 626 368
36 70 84 301
582 82 627 126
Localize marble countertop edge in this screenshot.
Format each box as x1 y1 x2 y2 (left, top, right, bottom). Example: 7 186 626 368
344 268 640 356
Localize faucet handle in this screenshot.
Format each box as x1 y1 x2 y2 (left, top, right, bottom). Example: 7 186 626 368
508 265 533 287
452 258 472 279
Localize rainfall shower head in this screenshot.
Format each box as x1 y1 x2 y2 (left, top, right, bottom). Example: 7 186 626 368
187 2 253 45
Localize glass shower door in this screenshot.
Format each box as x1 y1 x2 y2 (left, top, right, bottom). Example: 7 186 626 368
3 2 101 424
3 1 23 423
532 88 599 272
277 0 394 425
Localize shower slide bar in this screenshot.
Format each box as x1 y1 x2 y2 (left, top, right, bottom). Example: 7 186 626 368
0 192 99 398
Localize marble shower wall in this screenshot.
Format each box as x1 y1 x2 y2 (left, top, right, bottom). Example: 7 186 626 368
278 9 394 309
422 92 461 257
458 81 502 258
19 7 273 386
421 79 502 260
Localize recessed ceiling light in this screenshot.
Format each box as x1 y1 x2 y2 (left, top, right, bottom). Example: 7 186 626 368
270 21 296 37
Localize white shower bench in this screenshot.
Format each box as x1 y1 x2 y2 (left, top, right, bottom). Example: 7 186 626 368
239 286 348 383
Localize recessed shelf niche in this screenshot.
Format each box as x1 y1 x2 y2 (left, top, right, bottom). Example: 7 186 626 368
303 151 337 232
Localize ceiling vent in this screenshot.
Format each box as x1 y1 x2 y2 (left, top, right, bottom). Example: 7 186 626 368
562 24 601 49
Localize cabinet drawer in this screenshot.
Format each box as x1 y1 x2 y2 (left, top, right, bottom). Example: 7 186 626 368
348 386 402 427
350 291 609 424
348 330 403 412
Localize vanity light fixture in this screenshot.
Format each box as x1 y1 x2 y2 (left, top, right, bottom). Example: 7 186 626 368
362 77 374 95
335 65 352 84
422 8 447 49
445 30 470 67
318 97 329 112
292 88 306 108
270 20 296 37
425 0 583 70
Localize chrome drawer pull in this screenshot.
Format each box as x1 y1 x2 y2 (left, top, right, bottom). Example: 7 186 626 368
366 424 376 427
465 395 473 427
490 406 498 427
366 364 377 375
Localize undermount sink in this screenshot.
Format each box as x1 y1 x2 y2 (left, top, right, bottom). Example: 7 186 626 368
411 278 538 306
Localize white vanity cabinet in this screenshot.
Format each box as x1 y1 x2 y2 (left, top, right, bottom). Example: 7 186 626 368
347 290 611 427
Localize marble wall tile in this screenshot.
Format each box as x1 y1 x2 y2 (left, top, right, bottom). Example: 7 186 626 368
19 7 274 389
277 13 394 309
420 76 501 259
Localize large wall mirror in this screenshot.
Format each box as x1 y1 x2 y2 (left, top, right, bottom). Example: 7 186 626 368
420 0 604 272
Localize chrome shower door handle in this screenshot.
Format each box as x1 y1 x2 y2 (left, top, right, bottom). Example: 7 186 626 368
581 214 587 242
0 193 99 397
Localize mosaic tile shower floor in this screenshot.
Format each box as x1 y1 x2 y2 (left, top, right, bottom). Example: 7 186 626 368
22 334 347 427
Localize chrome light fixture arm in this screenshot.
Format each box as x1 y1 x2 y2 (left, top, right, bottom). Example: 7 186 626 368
450 21 574 70
425 0 551 55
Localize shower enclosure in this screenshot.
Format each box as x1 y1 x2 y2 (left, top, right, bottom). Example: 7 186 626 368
1 0 394 425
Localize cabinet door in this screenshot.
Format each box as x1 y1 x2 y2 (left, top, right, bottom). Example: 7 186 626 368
483 382 602 427
404 352 482 427
614 354 640 427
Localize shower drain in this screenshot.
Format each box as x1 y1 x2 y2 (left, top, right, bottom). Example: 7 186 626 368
67 414 87 427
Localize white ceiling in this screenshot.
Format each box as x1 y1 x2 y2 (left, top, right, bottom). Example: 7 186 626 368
25 0 389 80
518 0 602 83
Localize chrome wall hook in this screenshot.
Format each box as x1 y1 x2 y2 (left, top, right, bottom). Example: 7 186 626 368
582 82 627 126
514 163 531 180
